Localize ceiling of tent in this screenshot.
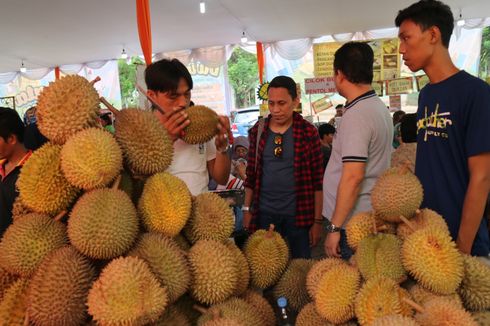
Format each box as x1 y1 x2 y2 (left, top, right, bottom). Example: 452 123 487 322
1 0 490 73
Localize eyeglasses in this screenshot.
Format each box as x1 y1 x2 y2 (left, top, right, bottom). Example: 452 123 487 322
274 134 283 158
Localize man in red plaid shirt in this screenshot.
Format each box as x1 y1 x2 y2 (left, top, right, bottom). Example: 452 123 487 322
243 76 324 258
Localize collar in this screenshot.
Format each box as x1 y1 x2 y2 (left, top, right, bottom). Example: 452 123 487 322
344 90 377 111
0 150 32 180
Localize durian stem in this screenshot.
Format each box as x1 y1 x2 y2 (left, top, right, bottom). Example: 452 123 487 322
193 304 208 314
112 175 122 190
415 209 422 218
266 224 275 238
398 164 410 175
376 224 388 232
23 314 29 326
53 210 67 222
402 297 425 314
399 215 416 232
372 217 378 235
100 97 120 116
90 76 101 85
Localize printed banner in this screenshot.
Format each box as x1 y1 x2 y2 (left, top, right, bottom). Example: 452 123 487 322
386 77 414 95
304 77 336 94
313 43 342 77
389 95 402 110
311 96 333 114
416 75 430 91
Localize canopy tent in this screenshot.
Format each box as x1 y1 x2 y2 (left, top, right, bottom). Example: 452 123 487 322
1 0 490 74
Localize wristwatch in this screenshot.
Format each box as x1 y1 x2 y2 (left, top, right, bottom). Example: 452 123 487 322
218 143 231 154
242 206 250 212
326 222 341 233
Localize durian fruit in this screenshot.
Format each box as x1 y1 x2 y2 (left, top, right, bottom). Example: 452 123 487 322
36 75 100 144
356 233 406 283
224 241 249 296
296 302 334 326
173 294 201 326
345 211 377 251
119 169 134 199
114 108 173 175
26 246 96 326
274 259 314 311
0 267 17 302
402 227 463 295
458 255 490 311
355 277 407 326
139 172 192 236
17 143 79 215
240 290 275 326
415 297 478 326
306 258 346 299
371 166 423 223
188 240 239 305
0 214 67 277
397 208 449 241
201 316 244 326
408 283 463 307
68 188 139 260
197 297 265 326
182 105 219 144
61 128 123 189
87 256 168 326
244 227 289 288
128 232 190 303
472 311 490 326
0 279 29 325
11 197 32 220
398 287 415 317
391 142 417 173
174 234 191 251
315 264 361 324
371 315 419 326
184 192 234 243
155 305 191 326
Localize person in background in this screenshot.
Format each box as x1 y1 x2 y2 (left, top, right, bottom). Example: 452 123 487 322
243 75 324 259
0 107 31 237
99 112 115 133
396 0 490 256
318 123 336 170
323 42 393 260
328 104 344 127
391 113 418 172
392 109 406 148
23 106 48 151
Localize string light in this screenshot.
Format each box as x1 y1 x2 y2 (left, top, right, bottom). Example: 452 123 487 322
200 1 206 14
121 48 128 59
241 31 248 43
20 60 26 73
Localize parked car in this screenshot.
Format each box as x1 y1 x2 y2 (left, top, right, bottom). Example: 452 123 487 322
231 106 260 138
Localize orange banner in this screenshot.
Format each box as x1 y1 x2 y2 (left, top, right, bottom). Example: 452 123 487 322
136 0 152 65
256 42 264 84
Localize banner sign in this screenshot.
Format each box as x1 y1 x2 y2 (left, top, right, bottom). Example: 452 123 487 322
304 77 336 94
313 43 342 77
386 77 414 95
389 95 401 110
416 75 430 91
311 96 333 114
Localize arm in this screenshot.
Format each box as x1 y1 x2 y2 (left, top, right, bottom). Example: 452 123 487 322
243 187 254 229
457 152 490 254
325 162 366 257
208 115 233 185
309 128 325 246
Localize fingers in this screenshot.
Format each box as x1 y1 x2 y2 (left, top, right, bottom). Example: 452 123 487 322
163 109 190 139
217 115 234 144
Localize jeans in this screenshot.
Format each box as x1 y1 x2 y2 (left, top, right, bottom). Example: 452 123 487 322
233 206 243 231
257 212 311 259
339 229 354 261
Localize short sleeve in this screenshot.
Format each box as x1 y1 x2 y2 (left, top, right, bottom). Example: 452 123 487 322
339 113 371 163
465 83 490 157
206 139 217 161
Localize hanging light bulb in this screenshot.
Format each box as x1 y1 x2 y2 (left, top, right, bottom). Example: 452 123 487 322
20 60 26 73
200 1 206 14
241 31 248 43
121 48 128 60
456 9 465 27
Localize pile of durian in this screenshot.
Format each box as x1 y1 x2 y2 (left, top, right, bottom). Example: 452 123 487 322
0 75 488 325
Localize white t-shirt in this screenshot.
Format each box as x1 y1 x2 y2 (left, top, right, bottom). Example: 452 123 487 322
166 139 216 196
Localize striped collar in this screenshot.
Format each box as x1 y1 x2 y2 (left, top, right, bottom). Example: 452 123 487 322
0 150 32 180
344 90 377 111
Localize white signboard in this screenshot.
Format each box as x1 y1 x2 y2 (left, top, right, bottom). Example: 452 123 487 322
305 77 336 94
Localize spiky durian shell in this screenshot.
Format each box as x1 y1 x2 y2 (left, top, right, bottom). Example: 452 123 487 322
356 234 406 283
17 143 79 215
371 167 423 223
244 229 289 289
188 240 239 305
26 246 96 326
415 297 478 326
390 142 417 173
182 105 219 144
139 172 192 236
87 256 168 326
306 258 346 299
61 128 122 190
184 192 234 243
68 188 139 260
396 208 449 241
0 267 17 302
345 211 377 251
371 315 419 326
472 311 490 326
402 227 463 295
355 277 407 326
197 297 264 326
296 302 335 326
128 232 190 303
11 197 32 221
0 214 67 277
315 264 361 324
240 290 275 326
37 75 100 144
114 108 173 175
154 305 191 326
458 255 490 311
224 241 249 297
0 279 29 325
274 259 314 311
408 283 463 307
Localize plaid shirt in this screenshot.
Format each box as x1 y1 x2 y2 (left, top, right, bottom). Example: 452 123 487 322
244 112 323 230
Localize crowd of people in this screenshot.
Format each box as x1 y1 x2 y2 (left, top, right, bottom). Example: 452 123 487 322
0 0 489 260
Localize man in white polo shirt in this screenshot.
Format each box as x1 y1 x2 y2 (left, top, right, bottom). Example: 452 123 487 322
323 42 393 260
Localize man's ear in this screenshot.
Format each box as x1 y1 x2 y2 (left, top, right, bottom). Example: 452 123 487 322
428 26 441 45
147 89 157 99
7 134 17 145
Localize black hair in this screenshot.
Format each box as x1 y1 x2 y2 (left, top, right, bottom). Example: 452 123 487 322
400 113 417 143
318 123 336 138
393 110 406 125
0 107 25 143
335 104 344 109
334 42 374 84
268 76 298 99
145 58 193 93
395 0 454 48
100 113 112 125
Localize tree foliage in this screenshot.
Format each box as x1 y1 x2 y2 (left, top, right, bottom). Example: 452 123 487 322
118 57 144 108
227 47 259 108
479 26 490 79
